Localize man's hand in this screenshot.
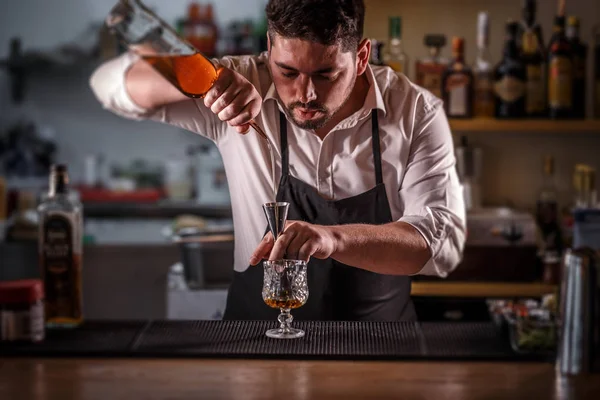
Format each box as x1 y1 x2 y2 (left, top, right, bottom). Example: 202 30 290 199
203 67 262 134
249 221 338 265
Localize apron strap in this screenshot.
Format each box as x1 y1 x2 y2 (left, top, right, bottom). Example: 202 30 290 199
279 111 289 177
371 110 383 186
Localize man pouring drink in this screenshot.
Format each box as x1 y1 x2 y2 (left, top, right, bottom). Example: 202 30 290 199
90 0 466 322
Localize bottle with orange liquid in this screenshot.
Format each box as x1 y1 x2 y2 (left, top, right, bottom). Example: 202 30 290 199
105 0 218 98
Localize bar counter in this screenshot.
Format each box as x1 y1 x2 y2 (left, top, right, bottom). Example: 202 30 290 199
1 320 598 399
1 358 598 399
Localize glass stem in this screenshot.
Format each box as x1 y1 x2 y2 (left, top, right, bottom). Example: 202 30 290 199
278 309 292 333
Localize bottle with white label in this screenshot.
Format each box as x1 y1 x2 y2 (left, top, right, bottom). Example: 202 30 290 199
442 37 474 118
494 21 527 118
37 164 83 328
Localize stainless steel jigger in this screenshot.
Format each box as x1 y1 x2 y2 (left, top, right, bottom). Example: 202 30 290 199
262 202 290 241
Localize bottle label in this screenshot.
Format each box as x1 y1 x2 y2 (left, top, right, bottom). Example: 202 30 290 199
526 65 546 114
416 62 445 98
41 213 81 321
494 76 526 103
548 56 573 108
388 61 404 74
522 31 538 54
446 74 470 116
474 72 495 117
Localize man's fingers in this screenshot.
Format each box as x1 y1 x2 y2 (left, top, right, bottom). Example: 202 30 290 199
268 229 298 261
286 233 309 261
297 241 318 262
203 69 233 108
249 234 274 265
235 124 250 134
209 85 243 115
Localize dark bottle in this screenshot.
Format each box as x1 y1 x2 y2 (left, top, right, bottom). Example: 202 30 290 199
370 39 385 66
442 37 474 119
536 155 563 258
566 16 587 119
595 25 600 118
519 0 547 117
547 14 573 119
37 164 84 328
494 21 527 118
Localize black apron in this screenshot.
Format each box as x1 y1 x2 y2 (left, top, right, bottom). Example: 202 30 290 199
223 110 416 321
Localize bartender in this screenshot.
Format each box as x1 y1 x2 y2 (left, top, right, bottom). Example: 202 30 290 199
90 0 465 321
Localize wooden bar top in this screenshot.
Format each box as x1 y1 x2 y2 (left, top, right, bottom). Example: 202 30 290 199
1 358 598 399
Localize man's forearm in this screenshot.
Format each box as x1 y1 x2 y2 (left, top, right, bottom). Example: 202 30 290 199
329 222 431 275
125 60 188 110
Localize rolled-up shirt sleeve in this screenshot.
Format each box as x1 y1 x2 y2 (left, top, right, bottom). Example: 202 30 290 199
89 51 225 142
398 97 466 278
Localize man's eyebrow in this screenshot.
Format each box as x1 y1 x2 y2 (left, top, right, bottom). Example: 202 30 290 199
275 62 334 74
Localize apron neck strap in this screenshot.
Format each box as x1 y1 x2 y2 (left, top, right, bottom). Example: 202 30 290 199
278 110 383 185
371 109 383 185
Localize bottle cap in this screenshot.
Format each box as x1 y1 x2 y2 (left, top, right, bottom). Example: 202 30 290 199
567 16 580 27
451 37 465 53
0 280 44 304
389 17 402 39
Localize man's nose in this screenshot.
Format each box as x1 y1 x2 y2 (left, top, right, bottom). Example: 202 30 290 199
297 76 317 104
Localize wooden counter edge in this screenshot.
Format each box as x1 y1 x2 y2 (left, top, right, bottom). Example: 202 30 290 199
410 282 557 298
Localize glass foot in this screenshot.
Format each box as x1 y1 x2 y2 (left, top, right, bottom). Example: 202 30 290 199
265 327 305 339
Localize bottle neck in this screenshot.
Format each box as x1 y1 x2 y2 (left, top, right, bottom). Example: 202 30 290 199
503 39 519 59
566 25 579 40
452 51 464 64
49 173 69 197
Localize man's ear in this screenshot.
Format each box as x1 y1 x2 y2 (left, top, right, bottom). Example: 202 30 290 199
356 38 371 75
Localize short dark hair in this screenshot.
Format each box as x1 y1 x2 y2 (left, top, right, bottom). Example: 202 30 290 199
265 0 365 53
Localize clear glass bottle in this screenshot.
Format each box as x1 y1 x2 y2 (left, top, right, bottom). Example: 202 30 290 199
385 16 409 76
473 12 495 118
38 164 84 328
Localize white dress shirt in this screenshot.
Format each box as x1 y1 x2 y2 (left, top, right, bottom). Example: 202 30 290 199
90 51 466 276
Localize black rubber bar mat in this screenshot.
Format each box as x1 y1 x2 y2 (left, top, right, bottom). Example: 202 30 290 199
0 321 147 357
0 320 549 361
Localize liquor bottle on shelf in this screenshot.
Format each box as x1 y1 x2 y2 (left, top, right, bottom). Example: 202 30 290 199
536 155 563 259
415 34 447 99
494 21 526 118
595 25 600 118
566 16 588 119
442 37 474 119
38 165 84 328
370 39 385 66
519 0 547 117
385 16 409 76
473 12 495 118
547 1 573 119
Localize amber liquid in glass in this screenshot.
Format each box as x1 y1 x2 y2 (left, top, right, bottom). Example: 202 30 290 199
264 298 304 310
143 53 218 98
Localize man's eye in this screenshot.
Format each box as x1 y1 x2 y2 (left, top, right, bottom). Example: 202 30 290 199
282 72 297 78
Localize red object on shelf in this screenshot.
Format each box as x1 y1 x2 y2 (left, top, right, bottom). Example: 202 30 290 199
76 187 164 203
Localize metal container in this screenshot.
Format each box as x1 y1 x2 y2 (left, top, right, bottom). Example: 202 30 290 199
166 225 235 290
556 248 600 375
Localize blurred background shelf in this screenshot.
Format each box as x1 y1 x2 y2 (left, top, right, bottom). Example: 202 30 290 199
449 119 600 133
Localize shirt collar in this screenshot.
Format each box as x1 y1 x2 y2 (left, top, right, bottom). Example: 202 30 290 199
262 64 387 121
